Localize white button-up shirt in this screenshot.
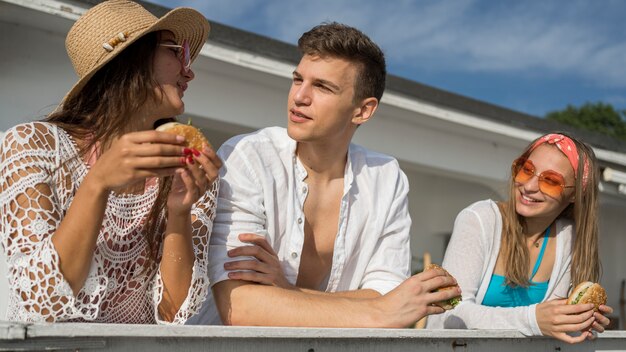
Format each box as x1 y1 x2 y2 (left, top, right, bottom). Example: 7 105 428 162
190 127 411 324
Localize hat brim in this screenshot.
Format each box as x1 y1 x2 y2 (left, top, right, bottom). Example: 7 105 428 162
62 7 209 105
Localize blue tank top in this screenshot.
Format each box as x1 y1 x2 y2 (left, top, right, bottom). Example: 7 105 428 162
482 227 550 307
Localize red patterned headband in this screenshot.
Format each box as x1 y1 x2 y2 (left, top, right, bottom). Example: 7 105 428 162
528 133 589 190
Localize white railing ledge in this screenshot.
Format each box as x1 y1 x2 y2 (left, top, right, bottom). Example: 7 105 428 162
1 321 625 352
25 323 532 339
0 321 25 340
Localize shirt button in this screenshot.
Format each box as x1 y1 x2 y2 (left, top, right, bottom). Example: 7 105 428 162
297 218 303 224
291 252 298 258
302 186 307 193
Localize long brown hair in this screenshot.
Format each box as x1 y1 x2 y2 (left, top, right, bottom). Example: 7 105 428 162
500 133 600 288
45 31 171 267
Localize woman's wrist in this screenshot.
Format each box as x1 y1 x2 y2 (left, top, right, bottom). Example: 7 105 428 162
166 205 193 218
165 207 193 239
81 172 111 199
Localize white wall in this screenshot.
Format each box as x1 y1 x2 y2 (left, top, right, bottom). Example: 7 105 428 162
0 16 73 131
599 202 626 312
403 166 503 272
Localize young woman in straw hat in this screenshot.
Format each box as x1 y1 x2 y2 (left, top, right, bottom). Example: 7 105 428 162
0 0 220 324
427 133 613 343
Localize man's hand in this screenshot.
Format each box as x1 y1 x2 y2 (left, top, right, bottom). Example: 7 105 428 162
224 233 293 289
372 267 461 328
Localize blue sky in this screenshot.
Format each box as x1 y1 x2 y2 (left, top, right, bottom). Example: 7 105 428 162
146 0 626 118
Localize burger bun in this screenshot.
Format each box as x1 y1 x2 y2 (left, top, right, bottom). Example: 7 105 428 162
156 121 212 151
566 281 607 311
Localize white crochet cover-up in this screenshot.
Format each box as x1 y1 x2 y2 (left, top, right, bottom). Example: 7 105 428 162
0 122 217 324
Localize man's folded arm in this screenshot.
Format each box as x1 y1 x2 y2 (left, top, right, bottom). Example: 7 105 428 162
212 279 381 327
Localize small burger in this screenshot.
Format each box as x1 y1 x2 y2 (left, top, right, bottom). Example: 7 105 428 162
566 281 607 311
425 264 462 310
156 121 212 151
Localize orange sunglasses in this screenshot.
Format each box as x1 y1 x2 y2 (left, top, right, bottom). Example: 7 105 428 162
513 158 575 198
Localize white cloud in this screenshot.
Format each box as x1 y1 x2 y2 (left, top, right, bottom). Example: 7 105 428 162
151 0 626 89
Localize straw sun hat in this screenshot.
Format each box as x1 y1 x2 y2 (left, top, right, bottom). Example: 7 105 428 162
63 0 210 103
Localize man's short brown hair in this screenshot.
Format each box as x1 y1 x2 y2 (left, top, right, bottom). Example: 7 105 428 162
297 22 386 103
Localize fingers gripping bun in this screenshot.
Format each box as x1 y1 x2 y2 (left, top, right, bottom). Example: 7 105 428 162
425 264 462 310
156 121 212 150
567 281 607 311
425 263 448 274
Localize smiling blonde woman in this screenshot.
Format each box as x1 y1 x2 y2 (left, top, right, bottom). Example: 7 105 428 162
427 133 613 344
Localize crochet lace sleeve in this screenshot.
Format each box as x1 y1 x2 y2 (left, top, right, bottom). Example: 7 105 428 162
0 123 91 322
152 179 219 325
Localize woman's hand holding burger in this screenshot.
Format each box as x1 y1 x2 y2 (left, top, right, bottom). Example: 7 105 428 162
536 281 612 344
157 121 222 214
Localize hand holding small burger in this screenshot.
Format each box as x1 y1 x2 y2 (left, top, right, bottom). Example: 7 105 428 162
374 263 460 328
536 281 612 344
156 120 222 213
424 264 462 310
566 282 613 339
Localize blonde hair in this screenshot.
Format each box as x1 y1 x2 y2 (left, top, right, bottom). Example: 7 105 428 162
500 133 600 288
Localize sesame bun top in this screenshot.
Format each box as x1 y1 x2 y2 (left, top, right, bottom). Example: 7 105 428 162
156 121 211 150
567 281 607 311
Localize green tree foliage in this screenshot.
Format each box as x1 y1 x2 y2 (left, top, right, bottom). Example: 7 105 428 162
546 102 626 141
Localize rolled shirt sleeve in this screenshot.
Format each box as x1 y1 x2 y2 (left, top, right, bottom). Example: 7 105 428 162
359 166 411 294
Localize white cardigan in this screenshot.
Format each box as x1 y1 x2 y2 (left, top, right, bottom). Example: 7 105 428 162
426 200 573 336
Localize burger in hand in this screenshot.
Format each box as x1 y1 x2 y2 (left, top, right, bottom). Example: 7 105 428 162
425 264 462 310
566 281 607 311
156 120 212 151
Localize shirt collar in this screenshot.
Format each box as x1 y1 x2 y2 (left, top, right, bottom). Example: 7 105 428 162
343 144 355 196
290 142 356 194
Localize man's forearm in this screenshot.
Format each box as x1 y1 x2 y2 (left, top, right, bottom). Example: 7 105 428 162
298 287 381 299
213 280 383 327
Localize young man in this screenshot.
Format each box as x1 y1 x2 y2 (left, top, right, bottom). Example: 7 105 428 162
190 22 459 327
